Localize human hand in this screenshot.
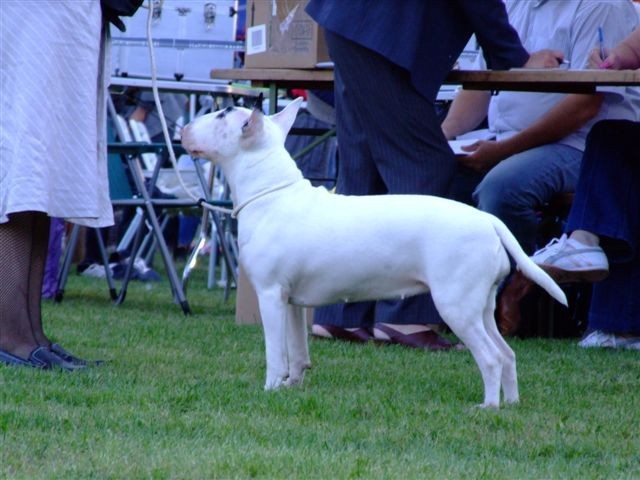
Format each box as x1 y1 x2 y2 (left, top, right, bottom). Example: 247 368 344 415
523 49 565 69
101 0 144 32
455 140 510 173
587 47 620 69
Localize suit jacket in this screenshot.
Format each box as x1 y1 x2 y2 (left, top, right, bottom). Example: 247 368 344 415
306 0 529 101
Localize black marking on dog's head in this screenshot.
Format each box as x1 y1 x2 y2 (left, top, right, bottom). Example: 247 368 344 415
215 106 235 119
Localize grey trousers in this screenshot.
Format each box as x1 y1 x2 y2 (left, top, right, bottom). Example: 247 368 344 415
314 31 457 328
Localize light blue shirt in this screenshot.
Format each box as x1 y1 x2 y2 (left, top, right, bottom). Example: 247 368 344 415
482 0 640 151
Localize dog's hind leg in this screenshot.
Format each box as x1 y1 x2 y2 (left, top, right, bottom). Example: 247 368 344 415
483 285 519 404
434 285 504 408
257 287 290 390
453 322 504 408
284 304 311 387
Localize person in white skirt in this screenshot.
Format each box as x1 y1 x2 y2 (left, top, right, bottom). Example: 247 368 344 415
0 0 141 370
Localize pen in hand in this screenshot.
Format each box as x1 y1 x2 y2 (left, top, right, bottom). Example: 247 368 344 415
598 26 606 60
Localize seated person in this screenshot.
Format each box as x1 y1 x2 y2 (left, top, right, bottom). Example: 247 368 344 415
441 0 640 335
307 0 562 349
128 91 187 146
531 28 640 349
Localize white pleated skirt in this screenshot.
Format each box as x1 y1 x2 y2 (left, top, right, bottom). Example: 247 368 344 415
0 0 113 227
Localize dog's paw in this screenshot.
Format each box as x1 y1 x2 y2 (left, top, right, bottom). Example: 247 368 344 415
264 375 288 390
283 376 303 387
475 402 500 410
283 363 311 387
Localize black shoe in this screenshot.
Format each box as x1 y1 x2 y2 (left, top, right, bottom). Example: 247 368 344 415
31 346 87 371
50 343 103 367
0 346 85 371
0 348 35 368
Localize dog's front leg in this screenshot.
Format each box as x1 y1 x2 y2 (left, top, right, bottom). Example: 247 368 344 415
284 305 311 387
258 288 290 390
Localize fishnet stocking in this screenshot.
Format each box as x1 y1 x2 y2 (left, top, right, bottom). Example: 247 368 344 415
28 212 51 347
0 212 39 359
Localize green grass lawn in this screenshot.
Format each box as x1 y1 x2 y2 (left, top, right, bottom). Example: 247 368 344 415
1 267 639 479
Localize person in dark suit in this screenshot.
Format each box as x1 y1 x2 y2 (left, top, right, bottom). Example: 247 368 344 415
306 0 564 349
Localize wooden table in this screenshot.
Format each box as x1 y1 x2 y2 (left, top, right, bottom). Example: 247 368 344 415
109 75 261 97
447 68 640 93
211 67 640 112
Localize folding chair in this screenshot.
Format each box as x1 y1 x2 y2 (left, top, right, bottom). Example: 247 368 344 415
55 118 139 304
56 99 197 313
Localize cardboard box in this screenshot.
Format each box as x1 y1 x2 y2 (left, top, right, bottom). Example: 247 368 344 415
244 0 329 69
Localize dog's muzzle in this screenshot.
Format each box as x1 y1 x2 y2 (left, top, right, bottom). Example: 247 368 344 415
180 124 203 158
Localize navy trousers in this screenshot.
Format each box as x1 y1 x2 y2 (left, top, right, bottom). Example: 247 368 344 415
566 120 640 335
314 31 457 328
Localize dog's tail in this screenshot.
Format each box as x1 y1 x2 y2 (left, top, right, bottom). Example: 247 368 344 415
490 215 568 306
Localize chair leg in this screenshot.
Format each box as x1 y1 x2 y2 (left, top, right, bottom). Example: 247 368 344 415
142 213 170 266
55 224 117 302
94 227 118 301
114 212 147 307
182 231 207 293
54 223 81 303
144 202 191 314
207 221 218 290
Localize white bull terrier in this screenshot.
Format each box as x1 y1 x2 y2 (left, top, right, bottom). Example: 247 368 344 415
181 97 567 408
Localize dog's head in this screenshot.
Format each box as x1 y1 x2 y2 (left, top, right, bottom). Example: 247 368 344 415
182 95 303 162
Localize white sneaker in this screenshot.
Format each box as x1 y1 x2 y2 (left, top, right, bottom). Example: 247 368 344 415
80 263 107 278
131 257 161 282
531 234 609 283
578 330 640 349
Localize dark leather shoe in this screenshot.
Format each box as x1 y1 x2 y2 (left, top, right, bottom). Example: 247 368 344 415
497 271 534 336
50 343 103 367
373 323 457 351
311 324 373 343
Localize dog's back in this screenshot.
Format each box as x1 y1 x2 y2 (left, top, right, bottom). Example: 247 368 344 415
243 190 511 306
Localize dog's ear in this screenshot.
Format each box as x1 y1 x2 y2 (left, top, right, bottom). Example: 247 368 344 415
241 108 264 140
270 97 303 136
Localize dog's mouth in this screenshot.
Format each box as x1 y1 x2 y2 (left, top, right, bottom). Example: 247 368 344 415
186 148 205 158
181 139 204 158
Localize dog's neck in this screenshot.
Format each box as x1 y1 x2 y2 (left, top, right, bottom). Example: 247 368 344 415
222 145 304 215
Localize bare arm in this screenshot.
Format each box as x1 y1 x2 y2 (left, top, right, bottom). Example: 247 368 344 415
498 93 603 155
129 106 147 122
441 90 491 140
459 93 604 172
